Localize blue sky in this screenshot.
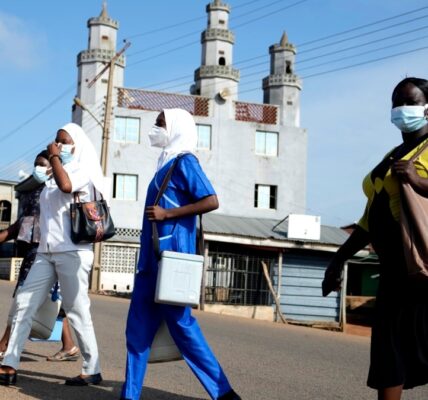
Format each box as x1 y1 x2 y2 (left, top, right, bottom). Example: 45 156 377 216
1 0 428 226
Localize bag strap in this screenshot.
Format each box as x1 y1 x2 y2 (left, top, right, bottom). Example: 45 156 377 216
152 154 204 259
72 187 101 204
409 138 428 162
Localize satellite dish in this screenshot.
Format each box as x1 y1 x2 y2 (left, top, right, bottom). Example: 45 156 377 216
218 88 230 100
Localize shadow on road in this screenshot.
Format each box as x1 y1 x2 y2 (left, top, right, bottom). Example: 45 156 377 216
1 370 206 400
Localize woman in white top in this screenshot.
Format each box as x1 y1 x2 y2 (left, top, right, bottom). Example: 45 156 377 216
0 123 104 387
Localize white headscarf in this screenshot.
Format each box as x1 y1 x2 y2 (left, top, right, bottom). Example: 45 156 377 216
156 108 197 170
60 123 105 196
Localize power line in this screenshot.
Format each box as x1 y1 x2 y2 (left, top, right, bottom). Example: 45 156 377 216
127 0 311 67
298 4 428 47
124 0 266 40
235 5 428 66
225 44 428 97
157 24 428 94
0 85 75 145
297 31 428 72
232 0 309 30
129 7 428 92
301 45 428 80
299 13 428 56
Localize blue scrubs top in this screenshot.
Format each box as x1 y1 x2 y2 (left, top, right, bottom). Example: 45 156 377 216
137 154 216 273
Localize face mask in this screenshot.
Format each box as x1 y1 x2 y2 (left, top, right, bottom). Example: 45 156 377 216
391 105 428 133
32 166 50 183
148 125 169 148
60 144 75 164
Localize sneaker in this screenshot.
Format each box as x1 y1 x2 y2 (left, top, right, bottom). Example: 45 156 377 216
47 346 80 362
65 373 103 386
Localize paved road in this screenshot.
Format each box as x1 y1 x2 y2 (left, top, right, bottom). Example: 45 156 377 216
0 280 427 400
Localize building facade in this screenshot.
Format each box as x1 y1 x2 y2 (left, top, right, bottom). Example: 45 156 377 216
72 1 307 230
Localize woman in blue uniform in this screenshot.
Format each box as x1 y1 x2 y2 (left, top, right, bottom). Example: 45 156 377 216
121 109 240 400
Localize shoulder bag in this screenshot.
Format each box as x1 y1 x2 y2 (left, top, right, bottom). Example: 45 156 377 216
152 155 205 307
70 188 115 244
400 139 428 280
30 282 62 340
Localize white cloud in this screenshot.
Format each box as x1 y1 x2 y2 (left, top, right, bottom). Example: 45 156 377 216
0 12 46 70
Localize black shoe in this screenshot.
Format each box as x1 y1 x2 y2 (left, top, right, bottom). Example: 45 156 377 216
0 371 17 386
65 373 103 386
218 389 242 400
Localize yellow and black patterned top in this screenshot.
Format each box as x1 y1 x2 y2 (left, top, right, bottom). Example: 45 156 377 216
358 137 428 232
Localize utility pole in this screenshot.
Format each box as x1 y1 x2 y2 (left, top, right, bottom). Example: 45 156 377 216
88 41 131 292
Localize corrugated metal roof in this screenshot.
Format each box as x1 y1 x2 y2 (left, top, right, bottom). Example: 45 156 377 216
203 213 349 246
111 213 349 247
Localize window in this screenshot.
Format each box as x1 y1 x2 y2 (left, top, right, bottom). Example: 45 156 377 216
102 35 109 40
254 185 277 209
0 200 11 222
219 57 226 66
114 117 140 143
255 130 278 156
113 174 138 201
196 124 211 150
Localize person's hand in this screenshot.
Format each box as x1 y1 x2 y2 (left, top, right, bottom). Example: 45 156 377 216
47 142 61 157
322 258 344 297
392 160 418 184
146 205 168 221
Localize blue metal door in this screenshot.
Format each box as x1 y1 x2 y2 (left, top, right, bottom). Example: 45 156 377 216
274 252 341 325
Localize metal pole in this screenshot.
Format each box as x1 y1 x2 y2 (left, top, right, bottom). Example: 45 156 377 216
91 59 115 292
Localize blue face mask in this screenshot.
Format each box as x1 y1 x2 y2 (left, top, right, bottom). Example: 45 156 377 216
32 166 50 183
60 144 75 164
391 105 428 133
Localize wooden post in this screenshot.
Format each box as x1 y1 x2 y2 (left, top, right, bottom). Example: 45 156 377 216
262 261 287 324
276 251 283 323
339 261 348 332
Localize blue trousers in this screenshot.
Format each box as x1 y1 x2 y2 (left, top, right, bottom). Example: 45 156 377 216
121 272 232 400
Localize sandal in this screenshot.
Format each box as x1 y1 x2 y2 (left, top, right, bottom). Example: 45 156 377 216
47 346 80 362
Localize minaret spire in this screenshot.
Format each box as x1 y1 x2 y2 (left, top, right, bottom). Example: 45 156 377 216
263 33 301 126
101 1 108 18
280 31 288 47
193 1 240 100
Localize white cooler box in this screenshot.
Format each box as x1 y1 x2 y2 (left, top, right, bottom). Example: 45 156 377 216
155 251 204 307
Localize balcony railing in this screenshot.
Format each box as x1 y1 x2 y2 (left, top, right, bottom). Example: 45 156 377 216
235 101 278 125
117 88 210 116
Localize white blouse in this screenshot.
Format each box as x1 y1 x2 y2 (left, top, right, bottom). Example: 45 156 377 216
38 162 94 253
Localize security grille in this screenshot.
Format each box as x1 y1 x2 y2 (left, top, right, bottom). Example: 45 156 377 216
114 227 141 238
117 88 210 116
235 101 277 125
13 258 22 281
205 251 275 306
101 244 139 274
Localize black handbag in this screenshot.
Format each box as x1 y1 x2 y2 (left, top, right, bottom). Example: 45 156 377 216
70 188 115 244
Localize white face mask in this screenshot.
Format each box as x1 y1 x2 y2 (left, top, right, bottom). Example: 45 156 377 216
148 125 169 148
32 166 50 183
59 144 75 164
391 105 428 133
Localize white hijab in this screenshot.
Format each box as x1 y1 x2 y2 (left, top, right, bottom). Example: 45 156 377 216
60 123 105 196
156 108 197 171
